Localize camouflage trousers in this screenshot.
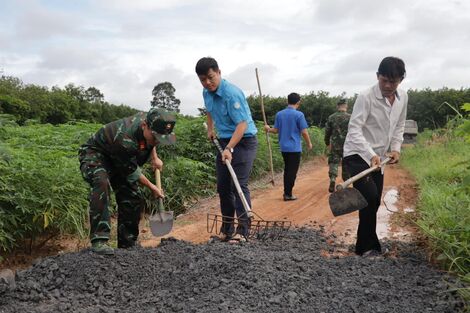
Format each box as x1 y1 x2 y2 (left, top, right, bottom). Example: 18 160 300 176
79 148 144 248
328 150 349 183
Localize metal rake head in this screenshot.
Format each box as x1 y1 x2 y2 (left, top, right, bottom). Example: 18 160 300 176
207 213 291 240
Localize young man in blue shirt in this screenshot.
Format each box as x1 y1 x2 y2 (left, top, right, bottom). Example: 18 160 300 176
265 93 313 201
195 57 258 241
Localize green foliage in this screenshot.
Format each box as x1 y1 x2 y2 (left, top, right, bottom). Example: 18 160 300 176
0 76 138 125
456 103 470 143
0 122 97 252
401 118 470 303
407 87 470 130
0 95 30 124
247 92 347 128
144 157 216 216
248 87 470 131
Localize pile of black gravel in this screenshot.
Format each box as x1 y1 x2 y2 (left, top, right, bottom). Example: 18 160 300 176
0 228 464 313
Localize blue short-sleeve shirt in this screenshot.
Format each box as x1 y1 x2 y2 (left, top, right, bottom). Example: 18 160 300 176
274 106 308 152
203 79 258 139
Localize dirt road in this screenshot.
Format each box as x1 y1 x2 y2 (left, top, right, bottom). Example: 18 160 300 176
140 157 419 248
0 157 418 271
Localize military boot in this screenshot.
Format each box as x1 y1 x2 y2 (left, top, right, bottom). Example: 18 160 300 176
328 181 335 193
91 240 114 255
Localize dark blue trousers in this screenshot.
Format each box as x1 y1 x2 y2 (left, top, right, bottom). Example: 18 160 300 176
216 136 258 236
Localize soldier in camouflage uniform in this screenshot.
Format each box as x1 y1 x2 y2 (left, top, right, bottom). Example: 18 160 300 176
324 99 351 192
78 108 176 255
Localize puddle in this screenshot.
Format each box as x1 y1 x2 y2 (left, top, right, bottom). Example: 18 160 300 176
377 187 413 241
325 186 416 249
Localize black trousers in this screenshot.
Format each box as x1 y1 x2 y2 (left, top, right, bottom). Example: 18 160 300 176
282 152 301 197
342 154 384 255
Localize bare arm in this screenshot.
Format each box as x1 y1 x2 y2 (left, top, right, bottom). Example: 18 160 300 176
264 124 279 134
150 147 163 171
206 112 215 140
138 174 163 198
301 129 313 150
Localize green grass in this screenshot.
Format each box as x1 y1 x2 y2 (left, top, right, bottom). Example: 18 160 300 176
401 129 470 306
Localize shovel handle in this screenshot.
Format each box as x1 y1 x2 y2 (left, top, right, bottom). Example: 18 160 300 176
337 157 391 190
155 169 162 189
154 169 164 212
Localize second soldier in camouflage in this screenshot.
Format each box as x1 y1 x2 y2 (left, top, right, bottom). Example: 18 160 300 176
324 99 351 192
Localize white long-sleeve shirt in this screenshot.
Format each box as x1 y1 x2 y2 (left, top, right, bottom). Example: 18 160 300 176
343 83 408 166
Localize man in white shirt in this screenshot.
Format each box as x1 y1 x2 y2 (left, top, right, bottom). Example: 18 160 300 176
342 56 407 256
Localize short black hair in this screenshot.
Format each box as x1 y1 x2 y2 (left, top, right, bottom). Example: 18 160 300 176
288 92 301 105
195 57 219 75
377 56 406 80
337 98 347 106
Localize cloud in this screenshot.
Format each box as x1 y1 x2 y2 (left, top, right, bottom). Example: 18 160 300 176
37 47 110 70
15 6 79 41
1 0 470 116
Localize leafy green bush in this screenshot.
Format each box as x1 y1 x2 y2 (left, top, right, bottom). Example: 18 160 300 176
401 113 470 304
0 122 96 251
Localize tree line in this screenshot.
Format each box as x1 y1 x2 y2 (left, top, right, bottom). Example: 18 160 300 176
247 87 470 131
1 75 469 131
0 76 138 125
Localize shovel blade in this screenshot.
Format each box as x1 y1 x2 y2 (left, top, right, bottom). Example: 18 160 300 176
149 211 174 236
329 188 368 217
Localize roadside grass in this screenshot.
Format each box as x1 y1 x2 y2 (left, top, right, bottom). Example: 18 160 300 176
401 129 470 306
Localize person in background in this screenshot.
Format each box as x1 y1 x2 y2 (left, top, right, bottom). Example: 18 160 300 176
342 56 408 257
195 57 258 242
79 108 176 254
264 92 313 201
324 98 351 192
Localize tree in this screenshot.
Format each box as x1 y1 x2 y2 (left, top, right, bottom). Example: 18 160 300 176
150 82 181 113
85 87 104 104
0 95 30 125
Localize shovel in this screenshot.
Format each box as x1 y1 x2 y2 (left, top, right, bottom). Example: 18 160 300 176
149 169 174 236
329 157 391 217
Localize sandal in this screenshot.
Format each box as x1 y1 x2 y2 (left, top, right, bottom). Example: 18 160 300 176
228 233 247 243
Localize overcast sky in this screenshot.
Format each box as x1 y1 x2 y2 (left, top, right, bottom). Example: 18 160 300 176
1 0 469 115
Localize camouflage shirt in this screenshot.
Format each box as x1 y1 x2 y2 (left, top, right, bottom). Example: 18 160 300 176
324 111 351 153
79 112 155 183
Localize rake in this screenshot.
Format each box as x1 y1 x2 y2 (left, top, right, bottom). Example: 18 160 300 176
206 130 291 240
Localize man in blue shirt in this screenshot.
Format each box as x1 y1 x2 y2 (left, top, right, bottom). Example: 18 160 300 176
265 93 313 200
195 57 258 241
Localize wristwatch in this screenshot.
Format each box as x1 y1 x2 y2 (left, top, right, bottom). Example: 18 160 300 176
224 146 234 153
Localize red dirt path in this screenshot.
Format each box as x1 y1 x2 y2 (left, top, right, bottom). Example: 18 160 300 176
1 157 418 271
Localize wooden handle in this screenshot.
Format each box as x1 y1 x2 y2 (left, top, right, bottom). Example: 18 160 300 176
155 169 162 189
154 169 164 212
338 157 391 190
255 68 275 185
255 68 268 125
